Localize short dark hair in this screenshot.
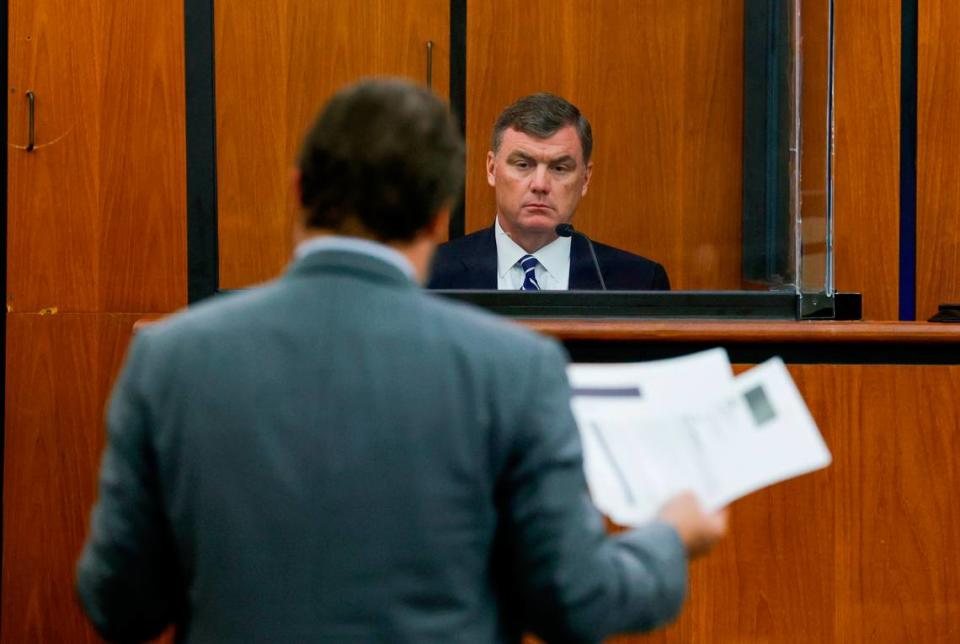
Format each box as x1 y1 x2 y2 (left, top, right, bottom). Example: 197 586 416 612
297 79 464 242
491 93 593 163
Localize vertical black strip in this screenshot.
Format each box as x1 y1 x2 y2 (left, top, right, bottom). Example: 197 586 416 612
741 0 791 285
900 0 918 320
449 0 467 239
184 0 219 303
0 0 8 614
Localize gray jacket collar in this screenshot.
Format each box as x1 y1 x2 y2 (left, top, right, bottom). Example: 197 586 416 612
285 249 418 289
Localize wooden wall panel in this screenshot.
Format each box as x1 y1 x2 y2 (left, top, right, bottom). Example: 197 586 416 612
833 0 900 320
6 0 187 314
216 0 451 289
918 1 960 320
632 364 960 643
467 0 744 290
5 0 187 640
97 2 188 313
7 0 102 311
826 366 960 640
2 313 142 643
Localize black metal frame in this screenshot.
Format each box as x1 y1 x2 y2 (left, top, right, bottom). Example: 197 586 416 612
900 0 918 320
434 291 799 319
184 0 219 303
562 338 960 366
742 0 792 286
448 0 467 240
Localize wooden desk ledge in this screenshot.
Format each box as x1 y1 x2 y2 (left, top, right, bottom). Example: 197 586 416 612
520 320 960 344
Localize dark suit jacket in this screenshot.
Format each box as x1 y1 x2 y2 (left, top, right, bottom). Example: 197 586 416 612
77 249 687 643
428 226 670 290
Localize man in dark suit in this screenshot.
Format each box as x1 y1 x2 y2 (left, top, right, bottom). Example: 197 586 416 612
429 93 670 291
77 79 724 643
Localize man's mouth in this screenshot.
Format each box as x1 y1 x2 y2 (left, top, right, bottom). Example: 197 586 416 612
524 203 552 210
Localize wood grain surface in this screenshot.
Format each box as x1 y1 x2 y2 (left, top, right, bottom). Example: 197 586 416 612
6 0 187 314
2 313 141 642
833 0 901 320
467 0 744 291
917 1 960 320
215 0 451 289
5 1 188 640
639 364 960 643
525 363 960 643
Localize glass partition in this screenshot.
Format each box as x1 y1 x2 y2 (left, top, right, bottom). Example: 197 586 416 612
797 0 836 317
191 0 839 318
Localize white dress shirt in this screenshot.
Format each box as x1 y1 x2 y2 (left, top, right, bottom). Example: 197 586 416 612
494 217 572 290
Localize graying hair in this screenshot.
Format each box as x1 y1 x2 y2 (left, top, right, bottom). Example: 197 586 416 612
491 93 593 163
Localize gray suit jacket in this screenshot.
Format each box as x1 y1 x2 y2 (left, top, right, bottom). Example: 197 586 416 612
77 249 687 643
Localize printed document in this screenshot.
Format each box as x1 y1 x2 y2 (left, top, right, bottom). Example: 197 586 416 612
568 351 831 526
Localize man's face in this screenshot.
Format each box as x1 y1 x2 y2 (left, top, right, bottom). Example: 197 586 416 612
487 125 592 245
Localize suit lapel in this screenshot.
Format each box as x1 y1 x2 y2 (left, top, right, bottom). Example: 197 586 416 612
458 227 499 289
569 235 602 290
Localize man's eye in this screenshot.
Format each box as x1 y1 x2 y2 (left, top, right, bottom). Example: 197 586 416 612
553 165 570 173
514 161 529 169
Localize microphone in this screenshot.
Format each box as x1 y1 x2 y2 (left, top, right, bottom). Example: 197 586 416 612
555 223 606 290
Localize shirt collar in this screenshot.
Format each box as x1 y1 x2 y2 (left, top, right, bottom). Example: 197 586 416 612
294 235 417 281
494 216 572 278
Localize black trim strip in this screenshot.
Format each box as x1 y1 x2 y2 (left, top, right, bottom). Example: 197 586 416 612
563 340 960 366
449 0 466 239
433 291 800 319
900 0 918 320
184 0 219 303
741 0 791 285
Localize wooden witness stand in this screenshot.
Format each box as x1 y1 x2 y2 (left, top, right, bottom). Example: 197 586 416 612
127 317 960 642
515 319 960 642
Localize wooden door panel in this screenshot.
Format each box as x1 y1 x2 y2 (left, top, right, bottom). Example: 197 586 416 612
97 1 188 313
216 0 451 288
2 313 142 643
7 0 101 311
918 1 960 320
833 0 900 320
467 0 744 290
7 0 187 313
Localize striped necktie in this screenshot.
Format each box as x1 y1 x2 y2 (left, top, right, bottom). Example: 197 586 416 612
519 254 540 291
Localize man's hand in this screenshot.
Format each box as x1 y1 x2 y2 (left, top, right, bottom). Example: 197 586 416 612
657 492 728 559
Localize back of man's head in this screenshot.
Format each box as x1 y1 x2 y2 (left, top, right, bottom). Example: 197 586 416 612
491 93 593 163
297 79 464 242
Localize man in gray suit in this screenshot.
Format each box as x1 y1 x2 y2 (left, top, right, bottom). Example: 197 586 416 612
77 79 726 643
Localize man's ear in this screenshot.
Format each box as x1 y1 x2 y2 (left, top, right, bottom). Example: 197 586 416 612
291 168 304 206
581 161 593 197
426 207 451 244
486 151 497 187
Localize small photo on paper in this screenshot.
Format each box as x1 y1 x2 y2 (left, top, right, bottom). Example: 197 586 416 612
744 385 777 427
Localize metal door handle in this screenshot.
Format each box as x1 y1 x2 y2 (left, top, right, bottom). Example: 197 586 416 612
26 91 36 152
426 41 434 89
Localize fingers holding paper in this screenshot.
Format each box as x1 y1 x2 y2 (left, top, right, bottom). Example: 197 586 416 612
657 491 728 559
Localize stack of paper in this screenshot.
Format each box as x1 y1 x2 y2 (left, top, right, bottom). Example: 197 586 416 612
567 349 831 526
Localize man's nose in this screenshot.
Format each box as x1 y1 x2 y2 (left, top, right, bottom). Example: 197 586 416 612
530 165 550 193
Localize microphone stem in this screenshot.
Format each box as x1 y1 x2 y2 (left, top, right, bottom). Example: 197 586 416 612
582 234 607 290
